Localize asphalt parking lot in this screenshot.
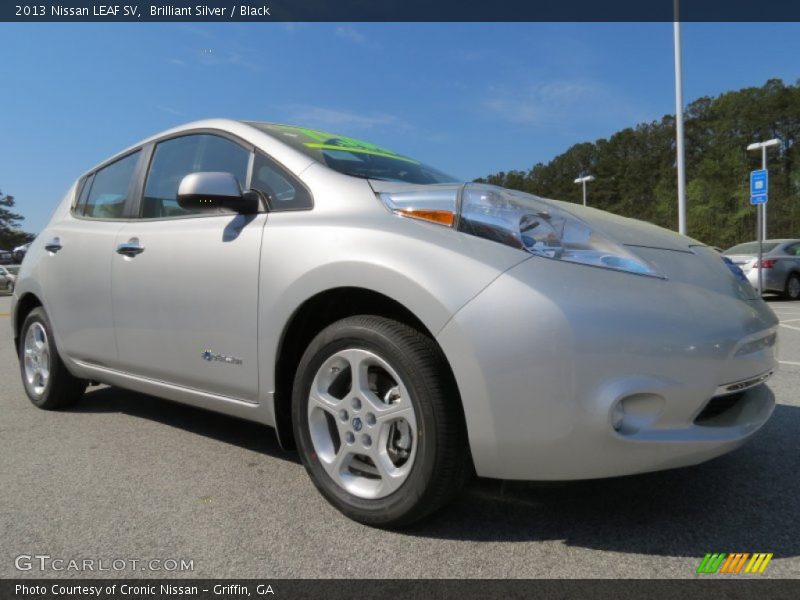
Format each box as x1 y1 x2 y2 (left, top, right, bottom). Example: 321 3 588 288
1 293 799 579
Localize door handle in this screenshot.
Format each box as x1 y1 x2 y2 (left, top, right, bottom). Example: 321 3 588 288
116 240 145 257
44 238 62 253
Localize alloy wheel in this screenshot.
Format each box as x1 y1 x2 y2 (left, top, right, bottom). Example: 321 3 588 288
23 322 51 396
788 276 800 299
306 348 418 499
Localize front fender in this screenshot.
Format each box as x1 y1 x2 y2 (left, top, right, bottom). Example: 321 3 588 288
255 210 529 426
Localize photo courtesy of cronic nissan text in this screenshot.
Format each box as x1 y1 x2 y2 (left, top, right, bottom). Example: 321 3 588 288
1 1 799 599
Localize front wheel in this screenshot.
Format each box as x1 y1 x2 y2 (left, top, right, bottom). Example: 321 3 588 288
19 307 87 409
292 316 470 527
785 274 800 301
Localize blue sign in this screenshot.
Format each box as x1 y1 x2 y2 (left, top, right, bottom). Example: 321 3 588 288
751 194 768 205
750 169 768 195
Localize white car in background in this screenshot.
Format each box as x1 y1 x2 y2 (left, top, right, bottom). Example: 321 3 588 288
0 265 18 294
724 239 800 299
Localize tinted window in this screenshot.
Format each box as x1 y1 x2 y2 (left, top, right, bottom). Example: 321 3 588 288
246 122 458 185
786 243 800 257
83 152 140 219
142 134 250 218
251 152 312 211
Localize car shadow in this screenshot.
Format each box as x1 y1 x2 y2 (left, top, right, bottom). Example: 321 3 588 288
406 403 800 558
72 386 298 463
72 387 798 558
222 213 257 242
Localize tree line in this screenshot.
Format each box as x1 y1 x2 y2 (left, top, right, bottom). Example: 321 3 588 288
0 190 35 250
476 79 800 249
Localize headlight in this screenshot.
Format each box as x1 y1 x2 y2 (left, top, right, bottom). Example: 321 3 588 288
378 187 458 227
379 183 660 278
459 184 659 276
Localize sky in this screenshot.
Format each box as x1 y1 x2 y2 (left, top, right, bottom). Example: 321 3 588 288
1 21 800 234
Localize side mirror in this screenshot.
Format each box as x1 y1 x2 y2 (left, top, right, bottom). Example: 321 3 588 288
177 172 259 214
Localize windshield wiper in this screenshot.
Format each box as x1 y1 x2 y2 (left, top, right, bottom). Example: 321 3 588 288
340 171 393 182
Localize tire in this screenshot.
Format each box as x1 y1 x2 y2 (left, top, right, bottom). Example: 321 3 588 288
19 307 87 410
786 273 800 301
292 315 471 527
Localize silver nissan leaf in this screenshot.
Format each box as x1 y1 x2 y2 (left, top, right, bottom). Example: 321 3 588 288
11 119 778 526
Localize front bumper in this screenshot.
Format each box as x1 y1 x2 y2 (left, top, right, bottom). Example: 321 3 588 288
437 254 778 480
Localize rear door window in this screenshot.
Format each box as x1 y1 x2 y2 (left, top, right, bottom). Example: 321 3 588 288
83 151 141 219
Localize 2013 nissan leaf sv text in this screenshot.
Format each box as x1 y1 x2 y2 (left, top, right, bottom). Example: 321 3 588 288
12 120 778 527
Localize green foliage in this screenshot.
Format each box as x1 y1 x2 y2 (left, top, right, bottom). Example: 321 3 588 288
0 190 35 250
477 79 800 248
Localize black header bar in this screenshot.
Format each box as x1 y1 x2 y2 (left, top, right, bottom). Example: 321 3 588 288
3 1 800 23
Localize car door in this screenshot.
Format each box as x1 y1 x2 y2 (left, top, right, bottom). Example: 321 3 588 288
110 133 266 401
39 150 143 366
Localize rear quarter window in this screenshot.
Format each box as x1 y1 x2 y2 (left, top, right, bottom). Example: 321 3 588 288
74 173 94 214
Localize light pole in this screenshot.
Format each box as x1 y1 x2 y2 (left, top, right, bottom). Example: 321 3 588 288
674 0 687 235
574 175 595 207
746 138 779 240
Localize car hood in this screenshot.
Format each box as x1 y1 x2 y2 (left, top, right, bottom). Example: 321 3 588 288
528 196 757 300
543 198 704 253
537 197 759 300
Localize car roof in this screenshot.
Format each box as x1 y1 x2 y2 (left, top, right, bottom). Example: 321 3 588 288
729 239 800 247
82 119 317 180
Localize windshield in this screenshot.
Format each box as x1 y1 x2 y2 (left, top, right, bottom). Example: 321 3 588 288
724 242 780 255
7 266 19 275
246 122 458 185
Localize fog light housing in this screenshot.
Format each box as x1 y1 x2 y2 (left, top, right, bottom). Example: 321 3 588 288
611 402 625 431
610 393 665 435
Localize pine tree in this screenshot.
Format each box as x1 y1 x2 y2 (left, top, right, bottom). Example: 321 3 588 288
0 190 35 249
477 79 800 248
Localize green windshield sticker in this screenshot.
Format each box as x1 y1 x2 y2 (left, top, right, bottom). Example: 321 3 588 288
274 125 330 142
272 124 419 164
304 143 420 164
